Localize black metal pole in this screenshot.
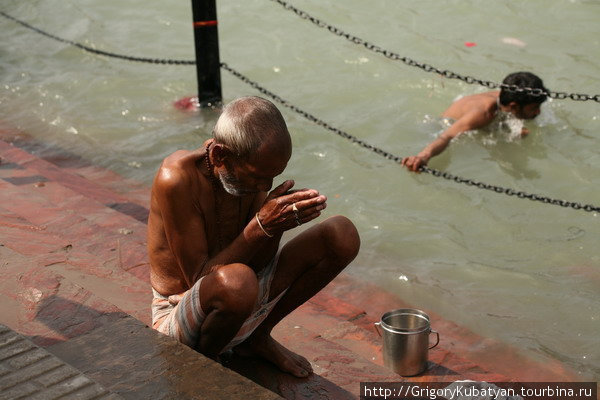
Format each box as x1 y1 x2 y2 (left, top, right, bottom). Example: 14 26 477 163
191 0 222 107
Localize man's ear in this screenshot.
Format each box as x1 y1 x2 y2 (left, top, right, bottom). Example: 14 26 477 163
211 143 233 167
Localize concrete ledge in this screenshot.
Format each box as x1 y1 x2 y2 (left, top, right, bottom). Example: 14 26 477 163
0 324 122 400
46 315 281 400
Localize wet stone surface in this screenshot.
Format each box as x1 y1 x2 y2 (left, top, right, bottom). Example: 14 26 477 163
0 324 122 400
46 316 281 400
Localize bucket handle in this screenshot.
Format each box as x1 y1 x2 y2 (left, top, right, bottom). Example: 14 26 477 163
375 322 439 349
429 329 440 349
374 321 382 337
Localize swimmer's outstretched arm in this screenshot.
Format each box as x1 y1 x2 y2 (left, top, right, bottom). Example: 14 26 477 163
402 110 493 172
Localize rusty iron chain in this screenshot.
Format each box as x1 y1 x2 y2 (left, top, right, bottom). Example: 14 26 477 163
270 0 600 103
221 63 600 214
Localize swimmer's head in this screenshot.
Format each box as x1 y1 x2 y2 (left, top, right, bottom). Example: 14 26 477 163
499 72 548 119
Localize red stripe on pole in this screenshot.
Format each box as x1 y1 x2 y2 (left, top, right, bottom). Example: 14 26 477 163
194 20 218 27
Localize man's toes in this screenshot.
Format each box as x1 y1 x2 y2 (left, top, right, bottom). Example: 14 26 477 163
290 355 312 376
296 355 313 372
290 363 310 378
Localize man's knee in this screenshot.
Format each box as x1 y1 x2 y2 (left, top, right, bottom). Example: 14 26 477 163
320 215 360 263
205 263 259 317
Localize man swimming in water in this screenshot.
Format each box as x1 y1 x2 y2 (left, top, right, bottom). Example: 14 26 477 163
147 96 360 377
402 71 548 172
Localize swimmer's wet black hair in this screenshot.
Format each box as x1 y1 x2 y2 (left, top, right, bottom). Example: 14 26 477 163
499 71 548 106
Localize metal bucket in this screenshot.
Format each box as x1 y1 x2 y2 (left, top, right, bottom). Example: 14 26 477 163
374 308 439 376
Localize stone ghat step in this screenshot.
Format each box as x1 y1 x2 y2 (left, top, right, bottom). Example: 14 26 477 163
0 324 124 400
320 274 581 382
0 228 505 399
0 135 149 224
0 135 405 398
0 178 150 286
0 133 502 382
0 126 150 210
280 293 508 382
227 323 400 399
0 233 398 399
0 242 142 348
47 315 283 400
0 244 280 400
0 129 583 396
0 140 151 283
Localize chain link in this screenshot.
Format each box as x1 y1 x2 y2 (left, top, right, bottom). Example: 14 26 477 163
0 11 195 65
419 167 600 212
4 10 599 213
221 62 600 214
270 0 600 103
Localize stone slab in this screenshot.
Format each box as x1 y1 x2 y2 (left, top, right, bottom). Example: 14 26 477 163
47 316 281 400
0 324 122 400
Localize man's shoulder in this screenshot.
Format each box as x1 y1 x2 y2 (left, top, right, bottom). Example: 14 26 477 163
155 150 200 190
460 91 498 106
162 149 195 166
464 92 498 114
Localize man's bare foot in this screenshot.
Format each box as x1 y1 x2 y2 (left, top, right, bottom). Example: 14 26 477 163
234 334 313 378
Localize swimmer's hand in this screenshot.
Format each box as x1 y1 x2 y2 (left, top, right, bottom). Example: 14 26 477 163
256 180 327 235
521 127 530 137
401 155 428 172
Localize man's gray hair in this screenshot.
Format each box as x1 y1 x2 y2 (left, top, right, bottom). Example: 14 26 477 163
213 96 289 159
